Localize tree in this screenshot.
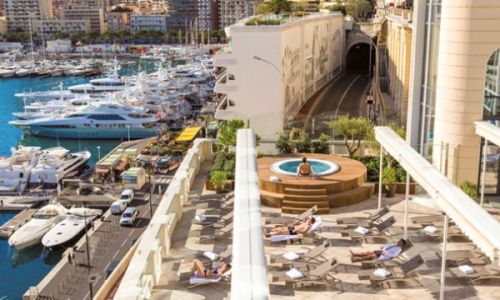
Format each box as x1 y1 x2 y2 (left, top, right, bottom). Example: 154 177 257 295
346 0 373 20
331 116 373 158
53 31 70 39
217 119 246 152
292 1 308 16
256 2 272 15
268 0 292 14
366 122 405 167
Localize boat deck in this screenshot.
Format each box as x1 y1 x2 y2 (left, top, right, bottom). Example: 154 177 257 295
0 209 37 238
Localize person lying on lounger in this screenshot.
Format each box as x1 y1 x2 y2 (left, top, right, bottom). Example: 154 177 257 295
266 216 316 237
350 239 406 262
191 259 231 279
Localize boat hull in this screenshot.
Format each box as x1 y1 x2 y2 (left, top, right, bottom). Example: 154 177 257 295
22 126 158 140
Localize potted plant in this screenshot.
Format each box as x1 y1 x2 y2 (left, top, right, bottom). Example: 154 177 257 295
382 167 397 197
460 181 478 200
210 171 228 194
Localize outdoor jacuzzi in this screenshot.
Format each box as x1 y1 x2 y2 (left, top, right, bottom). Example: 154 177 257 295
271 158 340 176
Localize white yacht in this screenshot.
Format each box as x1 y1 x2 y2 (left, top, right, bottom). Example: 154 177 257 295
68 68 125 94
42 206 102 250
29 147 91 188
8 203 67 251
10 103 161 139
15 90 76 101
0 67 17 78
0 146 41 194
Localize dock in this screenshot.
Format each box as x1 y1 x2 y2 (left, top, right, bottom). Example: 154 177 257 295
0 208 37 238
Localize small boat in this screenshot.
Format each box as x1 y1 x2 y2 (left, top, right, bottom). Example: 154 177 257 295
8 203 67 251
42 207 102 250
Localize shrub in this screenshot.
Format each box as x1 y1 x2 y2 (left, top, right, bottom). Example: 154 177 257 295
382 167 397 186
460 181 478 199
292 130 311 153
311 133 330 154
276 132 293 154
210 171 228 190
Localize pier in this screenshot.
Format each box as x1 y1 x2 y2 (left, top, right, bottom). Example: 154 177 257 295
0 209 37 238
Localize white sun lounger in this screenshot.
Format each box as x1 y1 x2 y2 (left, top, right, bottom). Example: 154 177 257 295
189 270 232 288
270 217 322 243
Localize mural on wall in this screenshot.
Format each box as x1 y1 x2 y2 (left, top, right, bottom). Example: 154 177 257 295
282 45 301 115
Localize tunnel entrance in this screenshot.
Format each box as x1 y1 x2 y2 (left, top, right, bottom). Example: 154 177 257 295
346 43 375 74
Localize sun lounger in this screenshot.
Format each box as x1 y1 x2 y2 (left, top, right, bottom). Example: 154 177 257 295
358 254 424 288
360 239 413 269
411 215 444 225
435 249 489 266
189 270 232 288
336 206 390 227
449 264 500 283
269 217 322 244
269 240 331 266
340 216 396 240
272 259 338 289
265 205 318 225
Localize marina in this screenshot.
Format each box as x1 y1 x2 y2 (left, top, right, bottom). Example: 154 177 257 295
0 46 219 298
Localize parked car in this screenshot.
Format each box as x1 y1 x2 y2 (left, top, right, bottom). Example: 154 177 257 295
120 207 139 226
110 200 128 215
120 189 135 204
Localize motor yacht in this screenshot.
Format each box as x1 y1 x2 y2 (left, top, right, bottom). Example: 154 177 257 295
0 146 41 194
42 206 102 250
8 203 67 251
68 65 125 94
10 103 161 139
29 147 91 188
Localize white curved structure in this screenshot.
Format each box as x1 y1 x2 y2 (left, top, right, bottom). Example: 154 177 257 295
270 158 340 176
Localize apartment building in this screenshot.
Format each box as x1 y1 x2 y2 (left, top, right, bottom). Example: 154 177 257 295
378 8 412 125
5 0 53 32
218 0 257 29
197 0 217 30
105 11 130 31
214 13 345 141
165 0 197 31
406 0 500 193
130 14 167 32
60 4 105 33
32 18 90 36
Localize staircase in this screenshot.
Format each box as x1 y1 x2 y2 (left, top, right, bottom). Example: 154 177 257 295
282 187 330 215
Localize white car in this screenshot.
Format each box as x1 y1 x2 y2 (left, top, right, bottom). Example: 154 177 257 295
120 189 135 204
110 200 128 215
120 207 139 226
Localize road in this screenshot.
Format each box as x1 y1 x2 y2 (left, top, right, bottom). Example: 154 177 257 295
309 71 371 119
34 190 163 300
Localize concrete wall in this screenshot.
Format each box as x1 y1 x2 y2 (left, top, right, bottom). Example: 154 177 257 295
432 0 500 185
214 13 345 141
113 139 213 299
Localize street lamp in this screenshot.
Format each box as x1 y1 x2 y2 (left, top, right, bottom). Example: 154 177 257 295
126 125 130 141
148 174 153 219
96 146 101 161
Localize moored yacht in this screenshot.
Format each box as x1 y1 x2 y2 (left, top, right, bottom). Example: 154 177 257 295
29 147 91 188
42 206 102 250
10 103 161 139
0 146 41 194
68 65 125 94
8 203 67 251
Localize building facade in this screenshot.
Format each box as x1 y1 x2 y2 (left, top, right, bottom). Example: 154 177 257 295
218 0 257 29
105 11 130 31
60 4 105 33
407 0 500 194
197 0 216 30
5 0 53 32
165 0 197 32
214 13 345 141
130 14 167 32
379 8 413 125
32 18 90 36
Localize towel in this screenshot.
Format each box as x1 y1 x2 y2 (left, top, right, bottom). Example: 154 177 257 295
189 276 222 285
373 268 391 278
424 226 438 233
203 251 219 261
282 251 300 261
355 226 369 235
286 268 304 279
270 234 302 242
270 176 280 182
458 265 474 274
195 215 206 222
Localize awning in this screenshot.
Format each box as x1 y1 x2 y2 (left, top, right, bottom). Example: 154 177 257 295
94 167 110 174
115 160 127 171
175 126 202 142
375 126 500 265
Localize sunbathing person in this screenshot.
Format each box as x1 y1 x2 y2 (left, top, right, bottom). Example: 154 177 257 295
266 216 316 236
191 259 231 278
350 239 406 262
296 157 314 177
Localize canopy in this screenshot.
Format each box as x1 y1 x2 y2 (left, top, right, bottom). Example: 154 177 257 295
375 126 500 265
97 154 122 167
94 167 110 174
175 126 202 142
121 167 143 178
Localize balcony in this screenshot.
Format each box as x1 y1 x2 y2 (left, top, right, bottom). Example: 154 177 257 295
214 96 239 120
214 72 238 94
214 51 236 67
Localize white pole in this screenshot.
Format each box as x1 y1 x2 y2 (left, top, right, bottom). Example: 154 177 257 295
439 213 449 300
404 171 410 240
480 139 488 206
127 125 130 141
378 146 384 210
97 146 101 161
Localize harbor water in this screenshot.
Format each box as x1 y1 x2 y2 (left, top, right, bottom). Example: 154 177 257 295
0 60 158 299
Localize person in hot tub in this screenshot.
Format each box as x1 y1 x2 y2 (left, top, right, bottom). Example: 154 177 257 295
296 157 314 177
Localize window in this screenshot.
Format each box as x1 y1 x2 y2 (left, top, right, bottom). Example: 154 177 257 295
87 114 126 121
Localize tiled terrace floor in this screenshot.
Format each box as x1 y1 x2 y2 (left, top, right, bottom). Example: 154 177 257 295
146 163 500 300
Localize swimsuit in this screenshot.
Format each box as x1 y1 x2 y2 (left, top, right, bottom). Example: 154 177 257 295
288 226 297 235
